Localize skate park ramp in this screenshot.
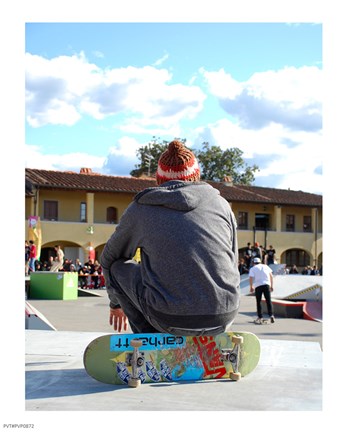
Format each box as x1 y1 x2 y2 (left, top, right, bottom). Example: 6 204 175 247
240 264 322 322
25 301 57 331
240 266 322 301
303 301 322 322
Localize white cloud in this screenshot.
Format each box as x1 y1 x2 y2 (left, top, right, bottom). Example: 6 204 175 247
26 53 206 128
193 119 288 157
152 52 169 66
201 66 322 132
193 119 322 194
25 139 143 177
25 144 105 172
200 67 242 99
102 137 142 175
25 52 101 127
105 136 139 159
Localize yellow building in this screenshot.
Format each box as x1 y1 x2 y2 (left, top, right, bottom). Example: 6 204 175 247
25 168 322 270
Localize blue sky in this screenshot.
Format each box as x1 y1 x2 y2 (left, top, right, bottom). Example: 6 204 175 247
25 22 322 193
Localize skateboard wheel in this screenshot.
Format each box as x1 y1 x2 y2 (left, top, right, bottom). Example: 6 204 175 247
128 378 141 388
130 339 143 348
232 335 243 345
137 356 145 367
230 372 242 381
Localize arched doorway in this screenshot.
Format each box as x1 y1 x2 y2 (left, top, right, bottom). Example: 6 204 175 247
95 243 106 262
40 241 84 265
282 248 311 271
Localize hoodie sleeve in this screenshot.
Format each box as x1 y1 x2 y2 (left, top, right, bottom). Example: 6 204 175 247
100 203 140 307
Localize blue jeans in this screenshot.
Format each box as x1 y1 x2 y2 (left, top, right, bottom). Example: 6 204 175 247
29 258 36 272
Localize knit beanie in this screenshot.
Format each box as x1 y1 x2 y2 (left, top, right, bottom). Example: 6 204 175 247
156 140 201 185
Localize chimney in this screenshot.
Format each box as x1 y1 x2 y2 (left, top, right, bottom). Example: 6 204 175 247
80 168 92 174
223 176 233 186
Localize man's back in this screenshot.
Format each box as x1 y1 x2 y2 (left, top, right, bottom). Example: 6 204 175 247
249 263 272 287
102 180 240 326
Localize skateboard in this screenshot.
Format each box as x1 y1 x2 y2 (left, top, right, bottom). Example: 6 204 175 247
83 331 260 387
254 318 274 325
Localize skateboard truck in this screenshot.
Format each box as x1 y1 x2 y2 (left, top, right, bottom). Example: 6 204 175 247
221 335 243 381
127 339 144 388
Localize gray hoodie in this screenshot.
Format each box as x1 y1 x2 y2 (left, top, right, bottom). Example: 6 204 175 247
101 180 240 329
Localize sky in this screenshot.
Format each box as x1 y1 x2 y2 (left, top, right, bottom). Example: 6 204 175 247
25 22 323 193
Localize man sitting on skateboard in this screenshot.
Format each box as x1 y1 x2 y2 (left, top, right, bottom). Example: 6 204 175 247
101 140 240 336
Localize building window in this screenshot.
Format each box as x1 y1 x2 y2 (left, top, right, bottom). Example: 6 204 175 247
43 200 58 221
238 212 248 229
285 249 310 268
80 202 87 222
107 207 118 224
303 216 312 232
255 213 270 231
286 214 295 232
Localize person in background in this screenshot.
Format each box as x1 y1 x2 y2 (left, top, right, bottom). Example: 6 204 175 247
266 245 276 266
249 257 275 324
238 257 249 275
28 240 37 274
78 265 90 289
244 242 252 269
289 265 299 274
50 245 65 272
251 242 262 266
75 258 83 273
25 240 30 276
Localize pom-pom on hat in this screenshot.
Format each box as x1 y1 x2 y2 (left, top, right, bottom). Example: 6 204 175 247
156 140 200 185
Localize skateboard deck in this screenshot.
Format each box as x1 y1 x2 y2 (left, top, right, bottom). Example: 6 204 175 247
83 331 260 387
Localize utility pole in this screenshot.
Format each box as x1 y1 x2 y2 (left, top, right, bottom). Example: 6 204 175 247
144 137 158 176
145 153 153 176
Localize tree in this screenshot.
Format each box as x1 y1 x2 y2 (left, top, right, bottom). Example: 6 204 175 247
194 142 259 184
130 137 185 177
130 139 259 185
130 140 167 177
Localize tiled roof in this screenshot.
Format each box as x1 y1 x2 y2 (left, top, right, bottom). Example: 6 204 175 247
25 168 322 207
211 183 322 207
25 168 156 193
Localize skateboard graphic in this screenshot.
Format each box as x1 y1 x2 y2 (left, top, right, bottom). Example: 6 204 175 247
83 331 260 387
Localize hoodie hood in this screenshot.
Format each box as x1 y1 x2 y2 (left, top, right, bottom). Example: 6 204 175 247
134 180 220 212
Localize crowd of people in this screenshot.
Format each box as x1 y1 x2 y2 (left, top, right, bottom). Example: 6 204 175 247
26 239 321 286
238 242 276 275
238 242 322 275
25 241 105 289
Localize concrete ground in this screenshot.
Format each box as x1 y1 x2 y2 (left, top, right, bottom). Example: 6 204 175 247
27 289 323 347
23 290 323 417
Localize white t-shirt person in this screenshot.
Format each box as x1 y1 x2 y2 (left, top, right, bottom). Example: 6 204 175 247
249 258 275 323
249 261 273 289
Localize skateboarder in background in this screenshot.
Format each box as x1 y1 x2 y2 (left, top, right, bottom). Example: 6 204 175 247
101 140 240 336
249 257 275 324
49 244 65 272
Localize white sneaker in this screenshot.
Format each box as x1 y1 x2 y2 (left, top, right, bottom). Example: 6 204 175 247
270 316 275 323
254 317 262 324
